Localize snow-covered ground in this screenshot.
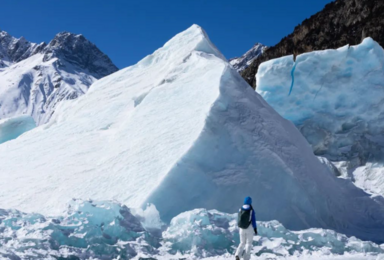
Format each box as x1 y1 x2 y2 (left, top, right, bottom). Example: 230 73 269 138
1 25 384 244
1 200 383 260
256 38 384 197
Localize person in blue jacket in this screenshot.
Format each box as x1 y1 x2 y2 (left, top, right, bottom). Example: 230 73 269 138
235 196 257 260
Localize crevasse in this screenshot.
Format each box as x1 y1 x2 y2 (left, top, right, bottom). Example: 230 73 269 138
288 61 297 95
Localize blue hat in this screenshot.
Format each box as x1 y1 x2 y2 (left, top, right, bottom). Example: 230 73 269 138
244 196 252 205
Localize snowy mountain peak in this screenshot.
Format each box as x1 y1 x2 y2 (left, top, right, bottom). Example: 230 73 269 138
0 30 39 66
43 31 118 78
0 29 11 39
157 24 226 63
229 43 267 72
0 29 118 125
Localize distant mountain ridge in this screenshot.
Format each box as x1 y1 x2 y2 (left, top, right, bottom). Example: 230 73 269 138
0 30 118 125
241 0 384 88
0 30 43 70
42 32 118 78
229 43 267 72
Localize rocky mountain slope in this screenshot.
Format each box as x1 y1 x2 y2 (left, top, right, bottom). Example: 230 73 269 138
0 30 118 124
0 31 43 71
241 0 384 88
229 43 266 72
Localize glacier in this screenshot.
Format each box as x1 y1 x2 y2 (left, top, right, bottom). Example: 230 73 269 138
256 37 384 197
1 200 383 260
0 115 35 144
1 25 384 243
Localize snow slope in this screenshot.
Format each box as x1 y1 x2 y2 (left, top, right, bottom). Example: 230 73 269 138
229 43 267 72
0 30 118 125
0 53 96 125
1 26 384 242
256 38 384 197
1 201 383 260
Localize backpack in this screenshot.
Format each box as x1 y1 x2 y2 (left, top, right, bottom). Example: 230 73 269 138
237 206 252 229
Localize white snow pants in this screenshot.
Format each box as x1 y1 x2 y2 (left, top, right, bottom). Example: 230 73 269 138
235 225 254 260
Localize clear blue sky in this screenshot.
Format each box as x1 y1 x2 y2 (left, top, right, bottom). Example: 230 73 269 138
1 0 333 69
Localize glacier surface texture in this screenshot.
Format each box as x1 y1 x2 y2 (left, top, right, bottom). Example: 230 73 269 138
1 200 383 260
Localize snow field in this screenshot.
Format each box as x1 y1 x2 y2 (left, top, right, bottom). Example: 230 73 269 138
0 53 96 125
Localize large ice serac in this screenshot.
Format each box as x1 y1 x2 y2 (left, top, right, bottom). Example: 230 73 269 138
0 30 118 125
1 25 384 243
256 38 384 197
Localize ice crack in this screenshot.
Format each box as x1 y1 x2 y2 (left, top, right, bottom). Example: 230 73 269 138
288 61 297 96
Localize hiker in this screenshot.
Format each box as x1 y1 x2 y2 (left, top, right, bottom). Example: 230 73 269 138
235 196 257 260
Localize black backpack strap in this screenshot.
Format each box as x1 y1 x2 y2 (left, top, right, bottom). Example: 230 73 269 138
249 205 253 224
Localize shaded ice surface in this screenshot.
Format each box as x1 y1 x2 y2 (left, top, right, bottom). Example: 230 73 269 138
256 38 384 197
0 200 157 260
1 26 384 243
161 209 384 260
0 115 35 144
331 160 384 198
1 201 383 260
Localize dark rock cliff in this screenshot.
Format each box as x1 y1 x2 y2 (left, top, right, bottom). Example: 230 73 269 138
242 0 384 88
43 32 118 78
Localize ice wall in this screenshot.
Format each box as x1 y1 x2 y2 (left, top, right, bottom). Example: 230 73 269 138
256 38 384 197
257 38 384 162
